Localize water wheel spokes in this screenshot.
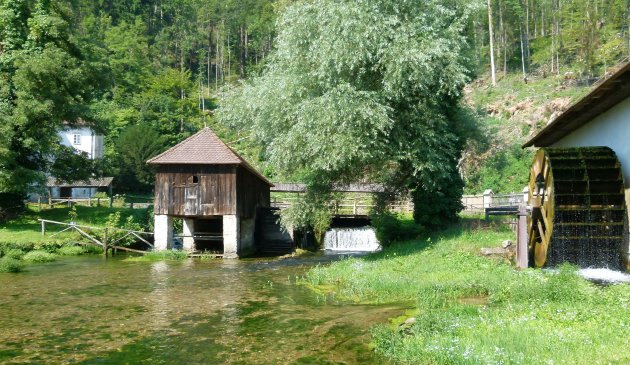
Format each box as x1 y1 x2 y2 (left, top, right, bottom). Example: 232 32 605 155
527 146 625 268
528 149 554 267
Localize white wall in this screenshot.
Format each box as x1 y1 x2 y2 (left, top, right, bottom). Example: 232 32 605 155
49 187 98 199
552 96 630 261
59 127 104 160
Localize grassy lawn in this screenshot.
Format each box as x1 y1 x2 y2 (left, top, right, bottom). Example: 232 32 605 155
0 205 151 272
0 204 149 244
305 218 630 364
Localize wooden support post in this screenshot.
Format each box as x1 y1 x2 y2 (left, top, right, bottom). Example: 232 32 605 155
353 199 357 215
38 196 42 211
68 199 72 208
97 197 100 207
130 202 134 209
48 188 52 208
88 196 92 207
516 204 529 269
41 220 45 236
103 228 109 257
109 186 113 208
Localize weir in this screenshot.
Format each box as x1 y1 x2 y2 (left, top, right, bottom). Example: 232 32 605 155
323 216 381 252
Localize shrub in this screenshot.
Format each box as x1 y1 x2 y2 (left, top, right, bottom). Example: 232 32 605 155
372 212 424 246
127 250 188 261
0 241 35 254
34 239 75 253
23 250 56 263
0 258 24 273
56 245 86 256
5 249 25 260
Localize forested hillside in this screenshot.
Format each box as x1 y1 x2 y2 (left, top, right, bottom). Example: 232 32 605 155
2 0 630 211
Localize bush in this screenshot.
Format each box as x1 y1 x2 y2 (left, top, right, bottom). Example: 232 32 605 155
34 239 76 253
372 212 424 246
23 250 56 263
0 241 35 254
0 257 24 273
5 249 25 260
412 169 464 231
127 250 188 261
56 245 86 256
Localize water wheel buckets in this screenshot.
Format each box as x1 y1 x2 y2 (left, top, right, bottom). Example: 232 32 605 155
527 147 627 269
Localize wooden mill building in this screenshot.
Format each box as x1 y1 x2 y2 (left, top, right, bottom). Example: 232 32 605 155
147 128 272 258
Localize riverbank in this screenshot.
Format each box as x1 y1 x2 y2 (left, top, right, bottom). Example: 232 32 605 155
0 205 149 272
305 218 630 364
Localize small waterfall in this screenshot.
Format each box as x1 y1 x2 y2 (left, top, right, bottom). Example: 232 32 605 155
323 227 381 252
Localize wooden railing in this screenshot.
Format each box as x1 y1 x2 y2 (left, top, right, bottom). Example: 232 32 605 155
38 219 154 256
270 196 413 215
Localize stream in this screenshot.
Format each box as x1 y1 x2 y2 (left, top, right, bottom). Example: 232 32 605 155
0 254 403 364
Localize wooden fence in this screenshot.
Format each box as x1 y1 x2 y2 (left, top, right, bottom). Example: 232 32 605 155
33 196 153 210
270 196 413 215
38 219 154 256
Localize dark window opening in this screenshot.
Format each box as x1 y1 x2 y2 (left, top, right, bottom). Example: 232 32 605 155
188 175 199 184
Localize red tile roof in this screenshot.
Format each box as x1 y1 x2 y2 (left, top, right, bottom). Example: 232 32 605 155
147 128 272 186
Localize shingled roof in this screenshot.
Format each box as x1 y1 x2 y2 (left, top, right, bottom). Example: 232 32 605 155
147 128 272 186
47 177 113 188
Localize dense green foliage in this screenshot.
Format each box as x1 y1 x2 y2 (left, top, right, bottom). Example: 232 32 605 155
371 212 424 246
220 0 477 230
478 0 630 79
306 219 630 364
0 257 24 273
2 0 629 214
22 250 56 263
0 0 106 213
0 0 281 215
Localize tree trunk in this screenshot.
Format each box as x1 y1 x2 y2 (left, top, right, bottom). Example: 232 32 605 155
520 24 526 77
488 0 497 86
499 1 507 74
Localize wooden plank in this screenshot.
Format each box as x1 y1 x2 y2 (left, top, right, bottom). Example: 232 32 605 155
74 226 104 247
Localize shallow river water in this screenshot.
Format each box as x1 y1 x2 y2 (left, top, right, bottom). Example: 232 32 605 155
0 254 403 364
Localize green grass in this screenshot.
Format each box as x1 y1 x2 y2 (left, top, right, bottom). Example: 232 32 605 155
0 204 150 255
0 257 24 273
56 245 88 256
305 217 630 364
22 250 56 263
125 250 189 262
4 249 25 260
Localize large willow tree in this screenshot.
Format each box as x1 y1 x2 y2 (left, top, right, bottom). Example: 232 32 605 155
220 0 478 231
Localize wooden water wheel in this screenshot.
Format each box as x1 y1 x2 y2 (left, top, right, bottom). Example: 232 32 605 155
527 147 626 268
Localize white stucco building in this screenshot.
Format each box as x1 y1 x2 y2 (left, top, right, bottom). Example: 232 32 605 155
45 126 110 199
58 127 104 160
524 61 630 266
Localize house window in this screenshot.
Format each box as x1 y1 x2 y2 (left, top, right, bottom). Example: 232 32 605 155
188 175 199 184
72 134 81 145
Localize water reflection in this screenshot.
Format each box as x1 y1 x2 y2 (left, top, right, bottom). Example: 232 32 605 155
0 255 402 364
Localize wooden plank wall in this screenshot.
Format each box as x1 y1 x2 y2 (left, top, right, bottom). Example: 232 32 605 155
236 167 271 219
154 165 237 216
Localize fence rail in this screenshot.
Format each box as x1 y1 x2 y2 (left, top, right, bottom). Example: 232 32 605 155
38 219 154 256
270 196 413 215
31 196 154 209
